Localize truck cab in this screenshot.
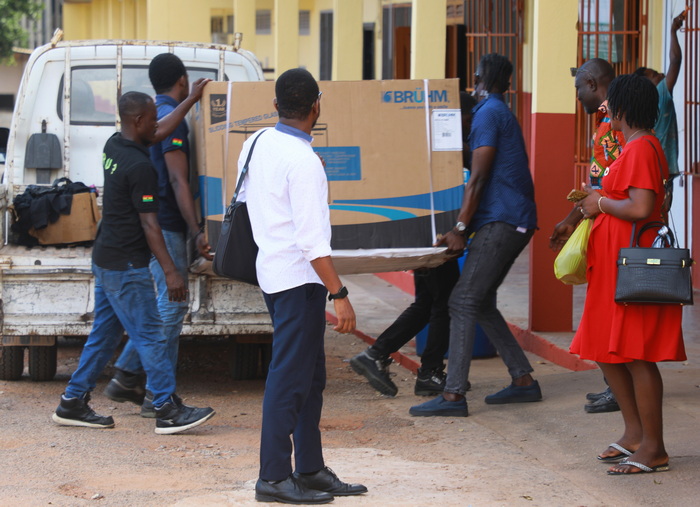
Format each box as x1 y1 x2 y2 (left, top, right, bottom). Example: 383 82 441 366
0 39 273 381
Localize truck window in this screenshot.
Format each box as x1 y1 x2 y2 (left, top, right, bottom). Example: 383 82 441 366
58 66 219 126
57 67 118 125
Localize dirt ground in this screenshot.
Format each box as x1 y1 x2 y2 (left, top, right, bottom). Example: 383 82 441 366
1 325 698 507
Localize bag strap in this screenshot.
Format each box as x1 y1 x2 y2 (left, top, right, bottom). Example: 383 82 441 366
628 138 671 248
644 137 673 212
231 129 267 205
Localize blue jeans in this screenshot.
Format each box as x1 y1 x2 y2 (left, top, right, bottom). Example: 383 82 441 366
65 263 176 408
260 283 327 481
444 222 535 396
115 230 189 387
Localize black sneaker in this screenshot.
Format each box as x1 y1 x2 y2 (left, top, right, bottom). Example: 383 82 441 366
52 393 115 429
154 396 215 435
414 366 447 396
349 348 398 396
140 390 156 418
103 369 145 405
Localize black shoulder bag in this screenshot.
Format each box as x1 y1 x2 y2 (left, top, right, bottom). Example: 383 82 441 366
212 130 266 285
614 140 693 305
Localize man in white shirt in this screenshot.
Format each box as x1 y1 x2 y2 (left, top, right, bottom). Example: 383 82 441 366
240 68 367 504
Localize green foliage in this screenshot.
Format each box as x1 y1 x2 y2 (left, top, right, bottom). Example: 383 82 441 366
0 0 44 61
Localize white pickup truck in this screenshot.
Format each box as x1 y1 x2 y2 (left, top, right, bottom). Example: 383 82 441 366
0 37 273 381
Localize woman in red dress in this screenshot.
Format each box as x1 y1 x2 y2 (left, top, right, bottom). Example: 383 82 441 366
574 74 686 474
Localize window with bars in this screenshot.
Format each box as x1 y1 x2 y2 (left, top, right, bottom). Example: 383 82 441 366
463 0 524 122
685 6 699 175
299 10 311 36
256 10 271 35
575 0 648 185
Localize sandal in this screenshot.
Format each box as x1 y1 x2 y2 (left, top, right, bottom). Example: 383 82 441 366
607 459 670 475
597 443 633 463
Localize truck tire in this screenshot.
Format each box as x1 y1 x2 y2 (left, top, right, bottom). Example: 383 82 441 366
231 342 260 380
0 346 25 380
28 344 58 381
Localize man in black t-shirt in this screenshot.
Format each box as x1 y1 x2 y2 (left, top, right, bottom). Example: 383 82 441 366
52 92 215 435
105 54 213 417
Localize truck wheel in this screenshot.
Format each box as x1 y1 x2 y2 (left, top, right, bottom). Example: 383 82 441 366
28 344 58 381
231 342 260 380
0 346 25 380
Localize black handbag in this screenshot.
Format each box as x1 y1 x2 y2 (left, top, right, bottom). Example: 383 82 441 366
212 130 266 285
614 221 693 305
614 138 693 305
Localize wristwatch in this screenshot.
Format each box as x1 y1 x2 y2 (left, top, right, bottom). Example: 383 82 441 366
453 221 467 236
328 286 349 301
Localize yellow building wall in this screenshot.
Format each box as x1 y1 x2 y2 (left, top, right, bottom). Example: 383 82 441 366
410 0 446 79
645 0 665 73
531 0 579 114
299 0 324 78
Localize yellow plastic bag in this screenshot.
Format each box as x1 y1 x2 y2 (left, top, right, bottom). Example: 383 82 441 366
553 218 592 285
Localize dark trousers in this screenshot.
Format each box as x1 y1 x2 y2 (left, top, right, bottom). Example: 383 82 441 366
260 283 327 481
372 259 460 371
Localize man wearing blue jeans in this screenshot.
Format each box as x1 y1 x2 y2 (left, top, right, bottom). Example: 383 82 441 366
52 92 215 434
104 54 213 416
410 54 541 417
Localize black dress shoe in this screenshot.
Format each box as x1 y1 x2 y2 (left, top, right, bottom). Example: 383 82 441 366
293 467 368 496
255 476 333 504
584 390 620 413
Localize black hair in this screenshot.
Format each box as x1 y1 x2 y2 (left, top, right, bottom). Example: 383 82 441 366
633 67 649 76
460 91 477 117
149 53 187 94
119 91 153 119
607 73 658 130
275 68 320 120
478 53 512 94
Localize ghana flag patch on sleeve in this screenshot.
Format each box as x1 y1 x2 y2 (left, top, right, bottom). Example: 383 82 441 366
171 138 183 147
142 195 154 203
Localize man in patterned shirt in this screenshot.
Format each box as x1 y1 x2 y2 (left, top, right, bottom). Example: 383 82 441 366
550 58 624 414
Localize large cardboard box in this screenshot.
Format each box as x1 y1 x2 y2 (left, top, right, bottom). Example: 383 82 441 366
191 79 463 253
29 192 101 245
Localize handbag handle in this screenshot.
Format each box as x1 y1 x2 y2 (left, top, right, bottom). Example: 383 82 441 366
230 129 267 206
627 221 675 248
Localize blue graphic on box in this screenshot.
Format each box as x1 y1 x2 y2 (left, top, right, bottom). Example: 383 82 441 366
382 88 449 104
313 146 361 181
201 176 462 220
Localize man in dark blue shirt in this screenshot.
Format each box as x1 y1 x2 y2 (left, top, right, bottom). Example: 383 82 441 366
105 54 212 416
411 54 541 417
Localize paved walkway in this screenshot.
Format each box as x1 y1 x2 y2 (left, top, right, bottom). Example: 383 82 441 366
327 248 700 506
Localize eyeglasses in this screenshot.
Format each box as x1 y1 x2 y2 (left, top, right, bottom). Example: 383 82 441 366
317 91 323 100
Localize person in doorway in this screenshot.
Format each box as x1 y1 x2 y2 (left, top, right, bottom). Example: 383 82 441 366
570 73 685 474
634 10 686 177
349 92 477 398
52 92 215 434
409 53 539 418
104 53 213 417
550 57 625 414
242 68 367 504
